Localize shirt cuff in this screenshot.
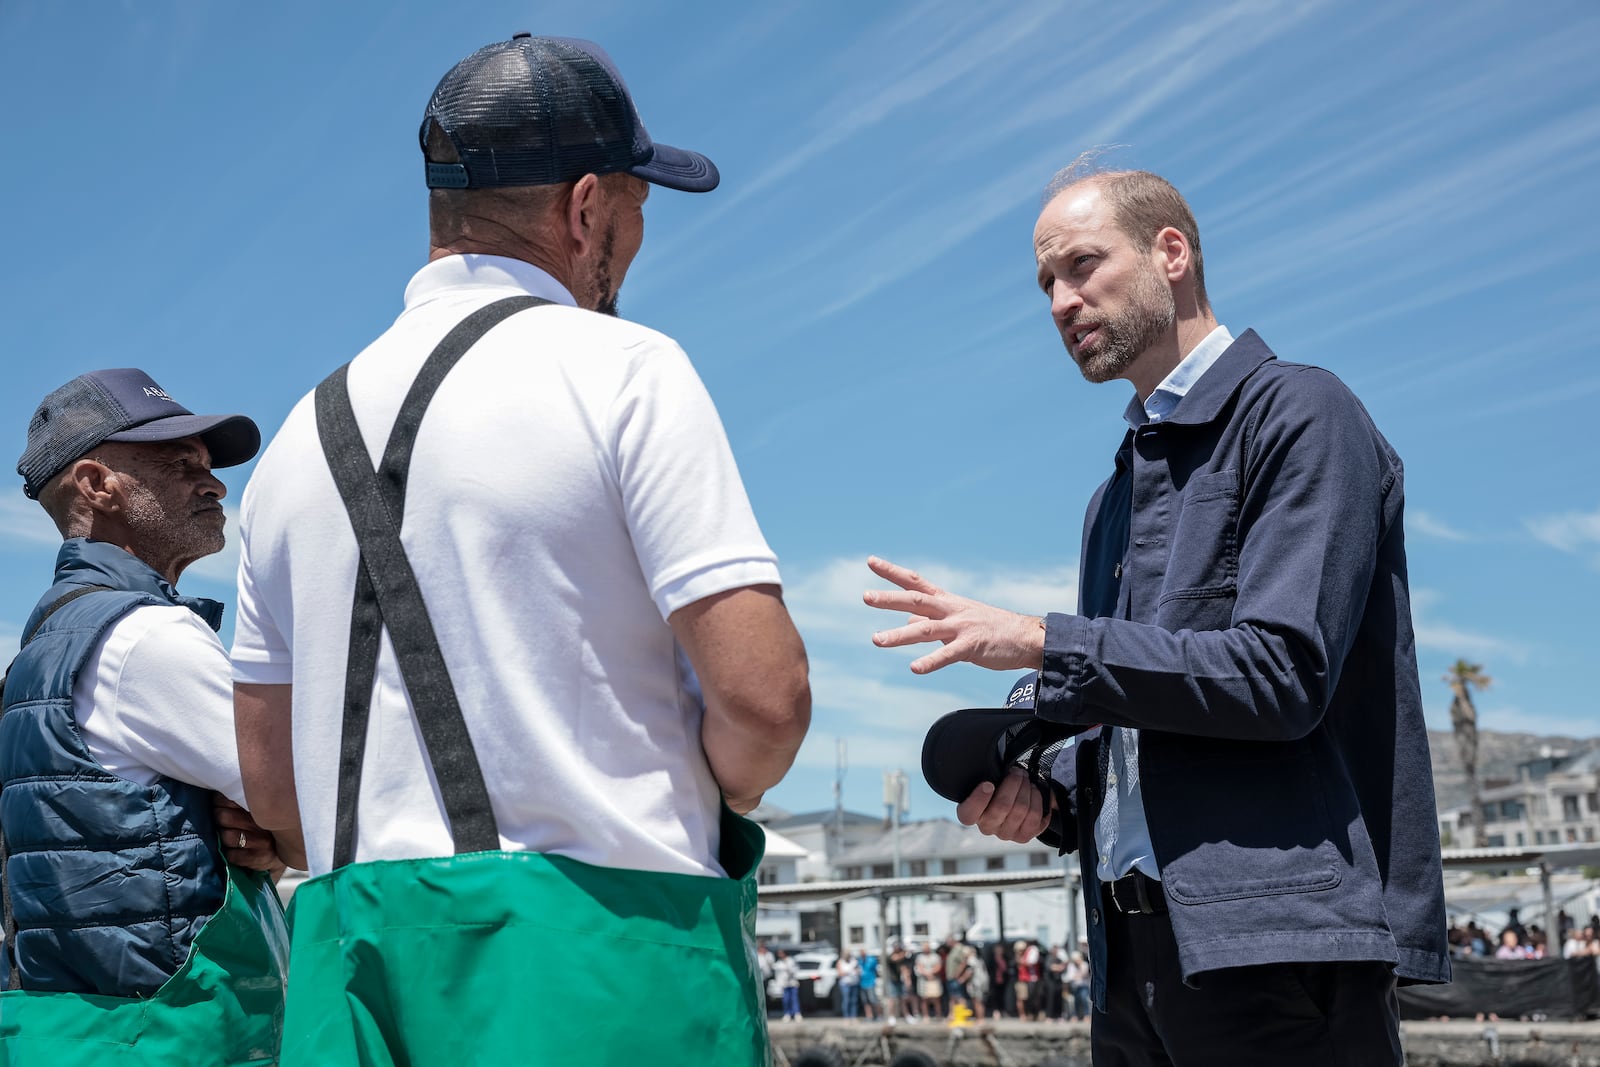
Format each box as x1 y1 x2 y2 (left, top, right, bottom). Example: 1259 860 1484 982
1038 611 1092 723
654 556 782 618
230 651 294 686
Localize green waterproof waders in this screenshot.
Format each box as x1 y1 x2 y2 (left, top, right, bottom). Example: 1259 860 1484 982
0 861 289 1066
280 808 769 1065
284 297 772 1065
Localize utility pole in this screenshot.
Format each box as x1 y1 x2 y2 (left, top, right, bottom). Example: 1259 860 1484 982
833 738 847 859
884 768 909 942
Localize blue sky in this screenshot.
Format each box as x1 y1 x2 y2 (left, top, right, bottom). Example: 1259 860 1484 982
2 1 1596 823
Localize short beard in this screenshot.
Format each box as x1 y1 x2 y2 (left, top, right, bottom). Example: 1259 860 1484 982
1073 263 1176 384
123 480 224 578
592 219 620 318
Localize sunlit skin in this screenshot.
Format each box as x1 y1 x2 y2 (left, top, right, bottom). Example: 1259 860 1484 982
427 172 649 315
56 436 226 586
1032 181 1215 400
586 175 648 315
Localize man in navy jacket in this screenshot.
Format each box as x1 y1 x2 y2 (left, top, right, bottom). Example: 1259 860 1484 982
865 166 1447 1065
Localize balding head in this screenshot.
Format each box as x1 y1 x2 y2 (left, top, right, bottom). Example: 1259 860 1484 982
1042 164 1209 312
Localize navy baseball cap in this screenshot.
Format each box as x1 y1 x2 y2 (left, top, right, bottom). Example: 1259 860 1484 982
920 671 1091 804
18 369 260 499
420 34 719 193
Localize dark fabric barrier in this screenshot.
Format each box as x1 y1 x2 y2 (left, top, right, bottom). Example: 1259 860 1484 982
1398 956 1600 1020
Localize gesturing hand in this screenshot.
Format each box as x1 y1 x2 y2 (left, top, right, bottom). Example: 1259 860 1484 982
863 556 1045 675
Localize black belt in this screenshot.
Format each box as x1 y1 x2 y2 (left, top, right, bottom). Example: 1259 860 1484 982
1103 871 1166 915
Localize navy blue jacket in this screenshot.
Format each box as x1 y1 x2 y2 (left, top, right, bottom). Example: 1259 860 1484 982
1036 331 1449 1005
0 539 226 995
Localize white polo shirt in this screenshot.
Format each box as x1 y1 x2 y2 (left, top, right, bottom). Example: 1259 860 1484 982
231 255 781 878
75 603 246 806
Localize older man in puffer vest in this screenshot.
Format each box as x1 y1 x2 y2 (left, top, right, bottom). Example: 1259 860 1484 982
0 369 288 1065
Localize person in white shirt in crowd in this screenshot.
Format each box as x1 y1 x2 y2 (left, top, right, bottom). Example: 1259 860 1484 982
966 943 991 1021
837 950 862 1019
915 941 945 1019
774 950 801 1022
1065 951 1092 1021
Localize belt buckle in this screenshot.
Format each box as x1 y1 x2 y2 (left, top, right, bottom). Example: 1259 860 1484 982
1108 876 1135 914
1108 874 1154 915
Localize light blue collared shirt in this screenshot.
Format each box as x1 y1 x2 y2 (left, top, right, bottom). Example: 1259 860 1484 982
1094 325 1234 883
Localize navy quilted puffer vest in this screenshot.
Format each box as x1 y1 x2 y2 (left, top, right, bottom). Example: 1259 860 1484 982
0 539 226 995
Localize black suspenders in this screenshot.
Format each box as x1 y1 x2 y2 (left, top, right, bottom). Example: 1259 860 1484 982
313 296 548 869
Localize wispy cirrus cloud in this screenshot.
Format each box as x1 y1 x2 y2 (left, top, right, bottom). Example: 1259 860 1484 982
1408 510 1472 543
0 495 63 550
644 1 1063 271
1450 702 1596 740
787 2 1331 324
1524 505 1600 571
1410 588 1528 665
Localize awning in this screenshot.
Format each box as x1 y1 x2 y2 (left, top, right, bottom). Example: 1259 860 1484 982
757 867 1074 907
1440 842 1600 871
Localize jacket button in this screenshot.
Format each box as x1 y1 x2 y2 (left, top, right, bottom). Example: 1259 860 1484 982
1089 908 1100 925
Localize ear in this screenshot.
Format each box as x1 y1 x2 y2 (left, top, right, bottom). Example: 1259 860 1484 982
1154 226 1190 286
66 458 123 517
564 173 603 257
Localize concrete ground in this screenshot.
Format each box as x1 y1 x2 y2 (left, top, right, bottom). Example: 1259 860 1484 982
768 1017 1600 1067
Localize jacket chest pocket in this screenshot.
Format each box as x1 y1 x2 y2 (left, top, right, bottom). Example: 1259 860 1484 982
1155 469 1239 625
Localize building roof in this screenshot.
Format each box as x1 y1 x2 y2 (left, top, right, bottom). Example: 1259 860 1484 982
756 866 1073 906
1560 747 1600 775
831 817 1046 865
747 800 791 823
763 809 884 832
760 826 809 860
1441 841 1600 872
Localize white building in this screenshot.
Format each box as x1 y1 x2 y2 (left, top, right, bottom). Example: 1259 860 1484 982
751 806 1084 953
752 807 885 944
1440 748 1600 850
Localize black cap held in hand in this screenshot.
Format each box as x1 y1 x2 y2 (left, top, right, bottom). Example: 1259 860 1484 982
920 671 1091 804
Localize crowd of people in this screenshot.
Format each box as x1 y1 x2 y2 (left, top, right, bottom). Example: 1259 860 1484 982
1446 908 1600 960
760 937 1094 1024
879 937 1092 1023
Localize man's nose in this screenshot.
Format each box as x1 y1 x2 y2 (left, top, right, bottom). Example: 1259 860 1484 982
1050 281 1082 323
198 471 226 499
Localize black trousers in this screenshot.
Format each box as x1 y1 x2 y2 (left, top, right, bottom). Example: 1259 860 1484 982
1092 900 1404 1067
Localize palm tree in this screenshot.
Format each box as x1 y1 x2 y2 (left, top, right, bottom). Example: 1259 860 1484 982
1444 660 1491 847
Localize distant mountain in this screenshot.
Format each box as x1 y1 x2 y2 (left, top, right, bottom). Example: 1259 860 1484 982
1429 729 1600 812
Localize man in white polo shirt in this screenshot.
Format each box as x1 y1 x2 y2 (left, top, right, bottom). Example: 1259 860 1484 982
230 34 810 1066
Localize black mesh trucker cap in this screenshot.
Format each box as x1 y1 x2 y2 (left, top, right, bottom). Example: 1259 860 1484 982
920 672 1092 804
17 369 260 499
420 34 719 193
